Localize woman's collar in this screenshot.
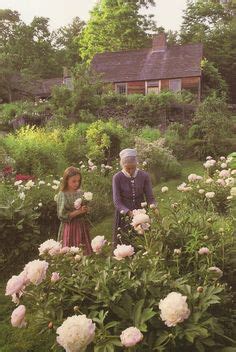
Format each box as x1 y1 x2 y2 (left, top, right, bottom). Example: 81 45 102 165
122 169 139 179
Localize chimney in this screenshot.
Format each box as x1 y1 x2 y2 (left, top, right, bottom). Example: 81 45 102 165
152 33 167 52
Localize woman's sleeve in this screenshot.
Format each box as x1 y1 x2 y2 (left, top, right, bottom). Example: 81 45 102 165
144 173 157 206
57 192 70 222
112 175 129 214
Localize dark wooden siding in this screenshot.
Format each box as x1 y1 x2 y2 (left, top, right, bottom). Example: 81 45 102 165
160 79 169 90
127 81 145 95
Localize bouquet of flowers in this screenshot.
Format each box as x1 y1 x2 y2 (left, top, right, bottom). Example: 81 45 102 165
74 192 93 210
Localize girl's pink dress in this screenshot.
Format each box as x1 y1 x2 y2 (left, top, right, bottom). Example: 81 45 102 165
57 190 92 255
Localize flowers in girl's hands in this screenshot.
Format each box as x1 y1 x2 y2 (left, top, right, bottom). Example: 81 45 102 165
56 315 95 352
74 192 93 210
83 192 93 201
91 236 106 254
141 201 147 208
114 244 135 260
131 209 151 235
159 292 190 327
74 198 83 210
11 305 27 328
38 239 62 256
120 327 143 347
24 260 49 285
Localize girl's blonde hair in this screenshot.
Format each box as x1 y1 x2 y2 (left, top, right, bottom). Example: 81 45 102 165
61 166 82 192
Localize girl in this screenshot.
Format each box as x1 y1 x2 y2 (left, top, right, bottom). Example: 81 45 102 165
57 166 92 255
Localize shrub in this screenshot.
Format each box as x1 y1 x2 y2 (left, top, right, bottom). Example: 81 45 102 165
135 137 181 181
86 120 129 163
3 126 66 176
138 126 161 142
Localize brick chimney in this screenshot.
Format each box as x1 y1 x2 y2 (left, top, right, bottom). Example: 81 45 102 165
152 33 167 52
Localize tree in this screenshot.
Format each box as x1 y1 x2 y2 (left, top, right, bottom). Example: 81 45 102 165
79 0 157 62
54 17 85 68
180 0 236 102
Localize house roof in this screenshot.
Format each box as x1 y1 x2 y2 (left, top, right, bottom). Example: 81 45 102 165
92 43 203 83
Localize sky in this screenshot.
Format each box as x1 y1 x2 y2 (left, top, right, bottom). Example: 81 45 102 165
0 0 188 31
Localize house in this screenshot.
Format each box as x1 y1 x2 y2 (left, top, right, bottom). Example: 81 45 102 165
92 34 203 100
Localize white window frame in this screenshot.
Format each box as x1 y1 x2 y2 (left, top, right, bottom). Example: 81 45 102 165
145 80 161 95
115 83 127 95
169 79 182 92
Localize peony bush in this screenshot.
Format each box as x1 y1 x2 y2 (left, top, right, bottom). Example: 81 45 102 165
5 159 235 352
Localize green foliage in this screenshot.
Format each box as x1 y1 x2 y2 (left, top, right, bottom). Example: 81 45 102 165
4 180 235 351
138 126 161 142
135 137 181 181
50 85 73 116
180 0 236 102
201 58 228 97
79 0 157 62
86 120 129 162
192 94 233 158
3 126 66 176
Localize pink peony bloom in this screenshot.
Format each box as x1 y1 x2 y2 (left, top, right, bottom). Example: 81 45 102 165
60 246 70 254
198 247 210 255
114 244 135 260
208 266 223 278
24 260 49 285
38 239 62 256
11 305 26 328
120 327 143 347
91 236 106 254
5 275 25 296
74 198 82 210
51 272 60 283
219 169 230 178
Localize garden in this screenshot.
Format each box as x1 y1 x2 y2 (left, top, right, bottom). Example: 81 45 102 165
0 84 236 351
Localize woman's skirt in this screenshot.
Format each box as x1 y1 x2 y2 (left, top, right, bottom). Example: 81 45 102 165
61 218 92 255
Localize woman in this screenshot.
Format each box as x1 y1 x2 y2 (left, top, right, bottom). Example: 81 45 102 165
57 166 92 255
112 148 157 247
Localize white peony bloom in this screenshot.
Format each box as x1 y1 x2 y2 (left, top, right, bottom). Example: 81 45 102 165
188 174 203 182
205 178 214 184
14 180 23 186
230 187 236 197
159 292 190 327
120 327 143 347
141 202 147 208
56 315 95 352
225 177 234 186
220 156 226 161
174 248 181 255
221 163 227 169
24 260 49 285
83 192 93 201
206 156 212 160
39 239 62 256
161 186 169 193
91 236 106 254
219 170 230 178
11 305 27 328
177 183 192 192
198 189 205 194
70 247 81 254
114 244 135 260
216 178 226 186
198 247 210 255
25 180 34 189
38 181 45 186
52 185 59 190
131 212 151 235
203 160 216 168
231 169 236 175
19 192 26 200
53 180 60 185
205 192 215 199
150 203 156 209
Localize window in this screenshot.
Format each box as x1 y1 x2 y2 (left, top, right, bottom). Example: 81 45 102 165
146 80 160 95
169 79 182 92
116 83 127 95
